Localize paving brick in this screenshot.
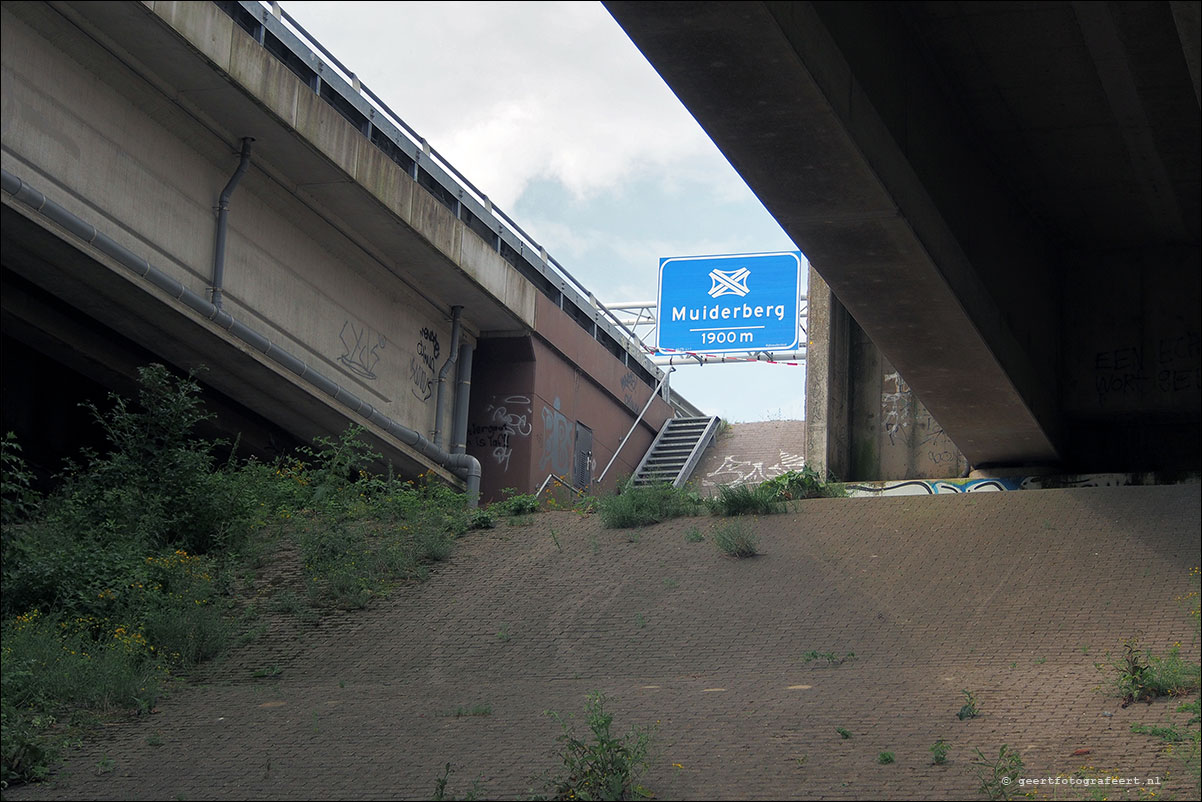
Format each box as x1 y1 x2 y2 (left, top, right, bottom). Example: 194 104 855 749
4 485 1199 800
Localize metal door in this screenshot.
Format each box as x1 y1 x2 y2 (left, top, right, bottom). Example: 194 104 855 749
572 422 593 489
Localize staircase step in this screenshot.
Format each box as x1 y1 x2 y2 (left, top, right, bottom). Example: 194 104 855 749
630 415 722 489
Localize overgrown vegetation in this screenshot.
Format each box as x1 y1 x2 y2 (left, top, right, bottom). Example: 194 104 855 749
706 482 783 516
0 364 475 788
1099 639 1201 705
596 481 703 529
540 692 654 801
760 467 846 500
490 488 541 517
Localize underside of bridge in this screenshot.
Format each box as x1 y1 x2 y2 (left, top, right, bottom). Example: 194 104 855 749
607 1 1201 475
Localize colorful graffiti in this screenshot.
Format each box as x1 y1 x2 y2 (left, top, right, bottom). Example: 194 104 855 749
843 473 1143 496
845 478 1027 496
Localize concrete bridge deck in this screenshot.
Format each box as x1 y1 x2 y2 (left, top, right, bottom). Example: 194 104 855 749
6 484 1199 801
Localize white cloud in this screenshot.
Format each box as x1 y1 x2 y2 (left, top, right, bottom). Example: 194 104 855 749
283 0 730 207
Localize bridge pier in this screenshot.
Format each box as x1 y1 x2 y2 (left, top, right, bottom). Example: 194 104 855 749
806 268 967 482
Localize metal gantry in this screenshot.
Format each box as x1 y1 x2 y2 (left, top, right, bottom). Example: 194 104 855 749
603 298 808 367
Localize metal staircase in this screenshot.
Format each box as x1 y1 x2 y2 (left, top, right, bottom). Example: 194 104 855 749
630 416 722 488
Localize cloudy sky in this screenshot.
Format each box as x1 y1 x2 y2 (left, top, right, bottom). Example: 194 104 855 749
285 0 807 421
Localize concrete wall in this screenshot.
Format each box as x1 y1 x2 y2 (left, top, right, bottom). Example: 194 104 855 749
2 1 687 499
1 4 457 442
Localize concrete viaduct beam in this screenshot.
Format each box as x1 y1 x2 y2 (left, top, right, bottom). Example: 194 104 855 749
607 1 1201 473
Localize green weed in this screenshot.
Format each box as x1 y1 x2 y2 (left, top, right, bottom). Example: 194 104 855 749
597 481 702 529
1129 721 1182 741
1100 639 1201 703
971 745 1024 801
707 483 782 516
491 488 540 517
836 727 852 739
930 738 949 765
957 689 980 720
877 751 895 765
802 650 857 667
760 466 846 500
542 692 654 801
444 704 493 718
711 520 758 558
684 526 704 543
432 763 484 801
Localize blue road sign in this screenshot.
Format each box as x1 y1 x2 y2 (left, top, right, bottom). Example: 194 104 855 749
657 251 802 353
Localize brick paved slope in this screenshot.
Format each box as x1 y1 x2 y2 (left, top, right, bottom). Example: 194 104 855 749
6 484 1199 801
693 420 807 494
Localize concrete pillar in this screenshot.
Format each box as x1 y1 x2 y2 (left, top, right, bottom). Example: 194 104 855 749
806 266 967 481
804 267 851 480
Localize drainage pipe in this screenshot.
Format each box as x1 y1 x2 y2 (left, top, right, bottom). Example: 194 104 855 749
432 305 462 450
2 167 481 505
211 137 254 310
450 341 474 455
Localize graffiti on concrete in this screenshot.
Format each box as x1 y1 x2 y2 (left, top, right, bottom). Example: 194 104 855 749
882 371 951 450
337 319 386 380
409 326 441 402
539 397 573 476
619 371 638 409
468 395 533 471
881 372 961 474
1094 330 1200 406
845 473 1148 497
845 478 1026 496
702 450 805 489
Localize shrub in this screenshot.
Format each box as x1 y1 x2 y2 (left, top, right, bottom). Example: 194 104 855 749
597 481 702 529
491 488 541 516
1 432 40 526
760 466 846 500
712 520 758 558
0 364 479 786
543 692 654 801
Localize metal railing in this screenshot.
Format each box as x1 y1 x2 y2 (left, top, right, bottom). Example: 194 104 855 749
226 1 662 389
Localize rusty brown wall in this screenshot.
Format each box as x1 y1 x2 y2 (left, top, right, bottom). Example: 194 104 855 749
469 295 673 502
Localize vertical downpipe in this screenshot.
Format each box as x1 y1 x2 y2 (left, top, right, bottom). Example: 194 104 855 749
210 138 254 310
451 341 474 454
433 305 463 449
